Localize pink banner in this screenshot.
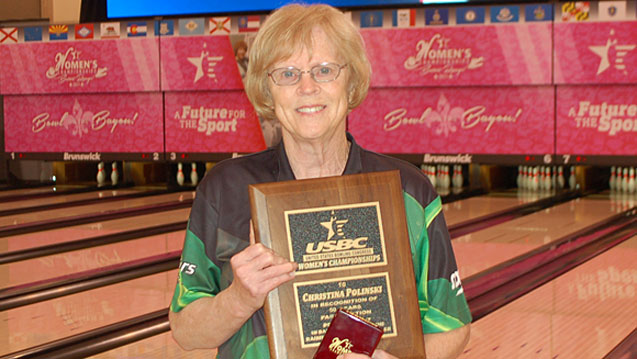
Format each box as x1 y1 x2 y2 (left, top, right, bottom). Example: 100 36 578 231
164 91 265 153
555 21 637 84
362 23 552 87
349 86 554 154
160 36 244 91
0 38 159 95
556 85 637 155
4 93 163 153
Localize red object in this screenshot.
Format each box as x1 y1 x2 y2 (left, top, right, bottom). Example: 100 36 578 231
314 309 384 359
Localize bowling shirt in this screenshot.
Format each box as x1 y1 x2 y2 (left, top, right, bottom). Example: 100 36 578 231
170 134 472 359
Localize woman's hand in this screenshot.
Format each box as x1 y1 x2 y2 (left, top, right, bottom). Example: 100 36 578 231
337 349 399 359
227 222 297 316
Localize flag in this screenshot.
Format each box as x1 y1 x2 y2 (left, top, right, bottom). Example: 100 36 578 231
49 25 69 41
392 9 415 27
425 8 449 25
0 27 18 43
238 16 260 32
490 6 520 23
210 17 231 35
24 27 43 42
155 20 174 36
524 4 553 22
456 7 486 24
598 1 626 21
360 11 384 28
100 22 121 39
561 2 590 21
179 18 205 36
127 22 147 37
75 24 94 40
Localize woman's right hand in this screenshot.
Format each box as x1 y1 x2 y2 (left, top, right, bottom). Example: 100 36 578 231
228 223 297 315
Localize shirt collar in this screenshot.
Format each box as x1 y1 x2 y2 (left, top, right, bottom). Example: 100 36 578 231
275 132 363 181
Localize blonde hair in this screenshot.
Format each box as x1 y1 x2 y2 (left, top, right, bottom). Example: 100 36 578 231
244 4 372 121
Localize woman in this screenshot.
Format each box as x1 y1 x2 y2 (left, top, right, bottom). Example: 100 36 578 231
169 4 471 359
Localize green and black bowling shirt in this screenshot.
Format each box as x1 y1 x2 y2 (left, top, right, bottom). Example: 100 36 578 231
170 134 471 359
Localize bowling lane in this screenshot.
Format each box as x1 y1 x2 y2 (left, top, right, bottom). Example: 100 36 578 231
0 188 143 211
0 185 86 200
0 191 195 228
89 332 215 358
0 208 191 253
459 236 636 359
0 271 178 356
443 190 553 226
1 230 184 288
453 195 626 278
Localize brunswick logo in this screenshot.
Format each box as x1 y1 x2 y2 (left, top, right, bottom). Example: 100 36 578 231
286 204 386 273
45 47 107 87
588 30 636 76
187 43 223 83
404 34 484 80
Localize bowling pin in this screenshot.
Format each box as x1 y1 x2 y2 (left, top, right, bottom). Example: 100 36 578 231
191 163 199 186
532 166 539 191
96 162 106 187
544 166 552 191
569 166 577 190
430 166 437 188
442 165 451 189
452 165 463 188
517 166 523 189
557 166 565 189
111 162 118 186
628 167 635 193
177 163 185 186
622 167 629 192
610 166 617 191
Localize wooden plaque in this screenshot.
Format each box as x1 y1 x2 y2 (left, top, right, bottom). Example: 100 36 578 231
249 170 425 359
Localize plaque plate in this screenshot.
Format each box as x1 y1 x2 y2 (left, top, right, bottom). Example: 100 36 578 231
249 170 426 359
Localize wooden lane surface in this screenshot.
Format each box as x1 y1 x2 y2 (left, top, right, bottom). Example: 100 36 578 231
88 332 216 358
0 208 190 253
0 185 86 200
1 230 185 288
0 188 142 212
453 194 633 279
443 190 555 227
0 191 194 228
0 271 179 356
459 236 637 359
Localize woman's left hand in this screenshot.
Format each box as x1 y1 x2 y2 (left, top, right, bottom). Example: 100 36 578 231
336 349 398 359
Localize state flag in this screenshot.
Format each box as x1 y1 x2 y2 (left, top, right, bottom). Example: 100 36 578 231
75 24 94 40
179 18 205 36
0 27 18 43
24 27 43 42
210 17 231 35
561 2 590 21
101 22 121 38
425 8 449 25
155 20 174 36
456 7 486 24
360 11 384 28
524 4 553 22
598 1 626 21
392 9 415 27
238 16 260 32
127 22 147 37
490 6 520 23
49 25 69 41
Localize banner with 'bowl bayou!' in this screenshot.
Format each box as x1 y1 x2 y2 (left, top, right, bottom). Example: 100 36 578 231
348 86 554 154
164 91 266 153
3 93 163 153
0 38 160 94
361 23 552 87
556 85 637 156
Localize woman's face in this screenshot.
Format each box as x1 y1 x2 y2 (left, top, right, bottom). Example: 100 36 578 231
236 47 246 60
267 27 349 143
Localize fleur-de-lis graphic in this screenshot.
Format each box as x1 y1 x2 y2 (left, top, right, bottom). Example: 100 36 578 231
61 100 93 138
427 94 463 137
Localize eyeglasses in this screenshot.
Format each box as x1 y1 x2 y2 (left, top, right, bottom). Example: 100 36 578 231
268 62 347 86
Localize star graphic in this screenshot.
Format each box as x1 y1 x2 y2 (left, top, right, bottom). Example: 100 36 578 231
188 51 206 83
321 215 336 240
589 39 612 75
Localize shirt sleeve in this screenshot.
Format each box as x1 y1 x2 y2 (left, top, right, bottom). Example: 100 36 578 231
404 193 472 334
